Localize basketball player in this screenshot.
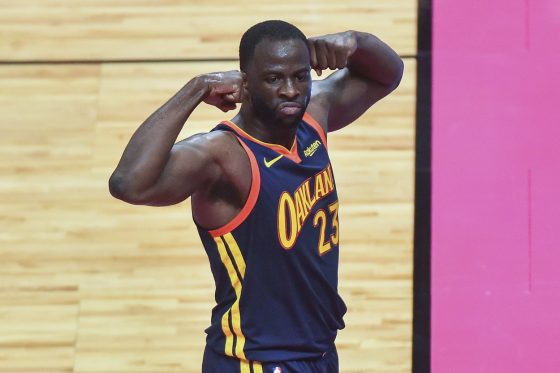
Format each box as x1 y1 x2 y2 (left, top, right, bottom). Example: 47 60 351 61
109 20 403 373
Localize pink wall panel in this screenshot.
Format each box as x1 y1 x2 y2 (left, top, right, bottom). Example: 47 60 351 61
432 1 560 372
434 0 527 52
530 0 560 52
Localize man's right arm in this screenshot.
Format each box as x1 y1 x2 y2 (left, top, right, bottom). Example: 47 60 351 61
108 71 242 206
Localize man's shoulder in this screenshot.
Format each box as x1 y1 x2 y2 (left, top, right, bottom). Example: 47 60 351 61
305 98 329 135
175 128 242 160
308 71 352 133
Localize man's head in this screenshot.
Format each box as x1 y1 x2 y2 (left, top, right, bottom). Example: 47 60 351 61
239 20 312 127
239 20 309 72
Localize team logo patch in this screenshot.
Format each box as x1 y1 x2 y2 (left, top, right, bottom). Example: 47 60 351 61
304 140 321 157
273 367 282 373
264 154 284 168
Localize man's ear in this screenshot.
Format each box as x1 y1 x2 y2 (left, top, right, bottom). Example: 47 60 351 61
241 71 249 95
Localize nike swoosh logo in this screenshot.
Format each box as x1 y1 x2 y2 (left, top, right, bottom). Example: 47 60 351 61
263 154 284 168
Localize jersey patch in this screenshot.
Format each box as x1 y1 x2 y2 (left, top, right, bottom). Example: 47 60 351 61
304 140 321 157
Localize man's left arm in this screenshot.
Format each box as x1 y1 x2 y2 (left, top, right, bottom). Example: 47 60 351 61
306 31 404 132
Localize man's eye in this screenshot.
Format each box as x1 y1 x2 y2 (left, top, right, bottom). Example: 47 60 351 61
296 73 309 82
267 76 279 83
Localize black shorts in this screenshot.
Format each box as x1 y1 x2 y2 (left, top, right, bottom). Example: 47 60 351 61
202 345 339 373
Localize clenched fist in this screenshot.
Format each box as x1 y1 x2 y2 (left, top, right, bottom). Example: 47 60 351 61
201 71 244 112
307 31 358 76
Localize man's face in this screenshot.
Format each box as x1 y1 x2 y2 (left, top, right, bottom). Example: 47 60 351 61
243 38 312 127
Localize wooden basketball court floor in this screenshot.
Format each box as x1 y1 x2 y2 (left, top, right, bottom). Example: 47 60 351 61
0 1 417 372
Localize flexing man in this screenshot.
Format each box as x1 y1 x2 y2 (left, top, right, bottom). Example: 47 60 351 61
109 20 403 373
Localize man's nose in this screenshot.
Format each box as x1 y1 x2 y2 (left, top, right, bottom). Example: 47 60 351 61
279 79 299 99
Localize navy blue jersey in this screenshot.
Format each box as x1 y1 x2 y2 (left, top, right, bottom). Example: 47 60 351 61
196 113 347 365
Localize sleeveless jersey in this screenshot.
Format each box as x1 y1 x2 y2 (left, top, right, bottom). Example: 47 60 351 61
196 113 347 363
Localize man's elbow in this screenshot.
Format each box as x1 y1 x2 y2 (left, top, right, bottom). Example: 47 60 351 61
108 172 144 204
387 58 404 91
108 172 127 200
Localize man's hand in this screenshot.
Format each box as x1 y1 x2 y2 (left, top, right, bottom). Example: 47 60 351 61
201 71 244 112
109 70 244 206
307 31 358 76
306 30 403 133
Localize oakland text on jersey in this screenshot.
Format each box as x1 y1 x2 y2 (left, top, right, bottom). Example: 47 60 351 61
277 164 335 249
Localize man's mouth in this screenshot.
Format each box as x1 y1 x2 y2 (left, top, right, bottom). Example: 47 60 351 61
278 102 303 116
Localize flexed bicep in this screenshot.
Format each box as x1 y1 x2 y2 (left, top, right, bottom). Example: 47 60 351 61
318 68 402 132
143 135 222 206
110 132 223 206
307 31 404 132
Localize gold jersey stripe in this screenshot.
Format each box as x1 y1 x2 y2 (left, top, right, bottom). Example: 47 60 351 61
240 360 263 373
220 310 234 356
214 234 247 360
230 298 246 359
240 360 250 373
223 232 246 277
223 233 247 358
214 237 239 357
253 361 263 373
223 233 247 359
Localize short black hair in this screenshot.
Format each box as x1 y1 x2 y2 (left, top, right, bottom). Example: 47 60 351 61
239 20 308 72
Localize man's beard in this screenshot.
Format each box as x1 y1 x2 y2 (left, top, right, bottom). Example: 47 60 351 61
249 93 307 127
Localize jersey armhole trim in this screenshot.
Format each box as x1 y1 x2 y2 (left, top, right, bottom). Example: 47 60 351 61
303 112 328 150
209 137 261 238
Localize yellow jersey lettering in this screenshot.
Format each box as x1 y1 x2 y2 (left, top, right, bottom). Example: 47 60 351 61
277 165 336 250
315 172 326 199
278 192 297 249
294 190 306 233
299 180 313 214
324 165 334 192
304 180 316 208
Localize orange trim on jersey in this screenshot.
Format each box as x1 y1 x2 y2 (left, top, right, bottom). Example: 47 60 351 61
209 138 261 238
221 121 302 164
303 112 328 150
